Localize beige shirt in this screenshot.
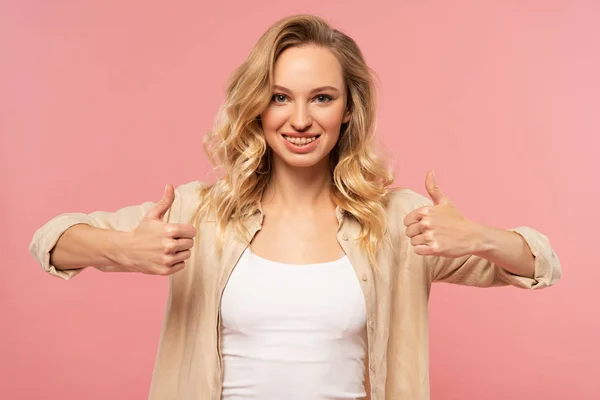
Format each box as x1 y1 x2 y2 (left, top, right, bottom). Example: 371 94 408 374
29 180 562 400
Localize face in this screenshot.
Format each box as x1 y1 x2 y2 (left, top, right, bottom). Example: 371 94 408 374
260 45 351 170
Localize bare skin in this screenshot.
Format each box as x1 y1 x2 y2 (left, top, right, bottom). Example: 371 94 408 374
50 185 196 275
250 45 350 265
49 44 536 277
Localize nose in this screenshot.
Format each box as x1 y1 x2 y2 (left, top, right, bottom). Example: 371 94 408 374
290 103 312 132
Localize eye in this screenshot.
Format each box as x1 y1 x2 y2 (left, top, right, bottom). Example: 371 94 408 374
271 93 288 103
314 94 333 103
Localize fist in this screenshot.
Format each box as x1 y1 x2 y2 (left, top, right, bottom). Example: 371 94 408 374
123 184 197 275
403 170 481 258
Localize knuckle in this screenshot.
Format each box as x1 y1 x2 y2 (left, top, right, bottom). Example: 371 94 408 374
161 254 173 266
186 224 197 237
177 251 190 262
174 262 186 271
163 239 177 253
164 224 178 237
155 267 171 276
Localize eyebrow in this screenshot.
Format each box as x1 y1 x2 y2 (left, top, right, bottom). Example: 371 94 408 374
273 85 341 94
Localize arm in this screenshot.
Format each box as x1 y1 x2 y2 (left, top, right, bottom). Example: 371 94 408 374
29 202 153 280
403 171 561 289
426 225 561 290
29 181 202 280
473 224 535 279
48 224 132 272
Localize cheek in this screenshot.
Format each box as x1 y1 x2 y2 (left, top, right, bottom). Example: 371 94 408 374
317 104 347 127
315 111 345 143
260 108 285 133
259 109 283 150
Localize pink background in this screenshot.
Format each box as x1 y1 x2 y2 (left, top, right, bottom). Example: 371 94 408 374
1 0 598 399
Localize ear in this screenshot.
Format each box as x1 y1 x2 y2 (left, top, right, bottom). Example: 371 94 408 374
342 110 351 124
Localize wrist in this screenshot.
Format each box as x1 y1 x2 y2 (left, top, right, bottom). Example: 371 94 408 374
102 230 134 270
470 222 496 257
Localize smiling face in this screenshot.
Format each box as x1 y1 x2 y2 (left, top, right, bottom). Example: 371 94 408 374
259 45 351 170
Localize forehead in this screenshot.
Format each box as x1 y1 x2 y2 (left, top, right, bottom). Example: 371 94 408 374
273 45 344 90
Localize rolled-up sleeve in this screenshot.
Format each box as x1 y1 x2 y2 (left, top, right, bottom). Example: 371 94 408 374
508 226 562 289
28 180 204 280
428 226 562 290
28 202 155 280
30 214 87 280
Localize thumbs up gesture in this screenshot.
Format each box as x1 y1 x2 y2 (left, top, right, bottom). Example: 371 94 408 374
123 185 197 275
403 170 482 258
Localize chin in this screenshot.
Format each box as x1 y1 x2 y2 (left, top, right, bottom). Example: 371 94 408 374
279 154 328 169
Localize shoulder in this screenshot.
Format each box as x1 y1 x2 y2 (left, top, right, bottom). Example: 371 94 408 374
174 180 208 205
170 180 212 224
174 180 207 197
385 187 433 217
382 187 433 244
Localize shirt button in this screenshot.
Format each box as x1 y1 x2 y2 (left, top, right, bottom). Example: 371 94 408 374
342 234 349 241
370 363 376 372
368 321 374 329
361 274 367 282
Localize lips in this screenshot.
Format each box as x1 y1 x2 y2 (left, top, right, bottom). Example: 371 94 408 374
282 134 320 146
281 133 321 139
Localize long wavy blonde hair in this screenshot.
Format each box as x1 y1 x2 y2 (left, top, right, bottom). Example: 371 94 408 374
198 14 394 264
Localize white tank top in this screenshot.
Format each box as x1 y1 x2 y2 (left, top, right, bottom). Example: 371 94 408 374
220 248 368 400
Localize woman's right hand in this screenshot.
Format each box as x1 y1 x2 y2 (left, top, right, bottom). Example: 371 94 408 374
121 184 197 276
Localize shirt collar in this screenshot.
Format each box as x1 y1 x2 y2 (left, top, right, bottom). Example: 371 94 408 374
243 202 346 232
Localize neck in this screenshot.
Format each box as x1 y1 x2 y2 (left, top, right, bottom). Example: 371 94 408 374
262 156 335 210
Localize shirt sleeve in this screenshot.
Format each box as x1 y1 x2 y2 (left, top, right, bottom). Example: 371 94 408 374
389 188 562 290
427 225 562 290
28 181 202 280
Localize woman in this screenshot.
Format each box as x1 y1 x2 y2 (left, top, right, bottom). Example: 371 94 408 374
30 14 561 400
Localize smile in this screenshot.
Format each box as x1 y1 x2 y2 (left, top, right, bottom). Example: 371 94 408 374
282 134 321 147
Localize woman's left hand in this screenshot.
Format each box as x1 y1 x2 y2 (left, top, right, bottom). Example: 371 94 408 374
404 170 483 258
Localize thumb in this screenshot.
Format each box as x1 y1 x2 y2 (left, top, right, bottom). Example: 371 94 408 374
145 184 175 220
425 170 449 206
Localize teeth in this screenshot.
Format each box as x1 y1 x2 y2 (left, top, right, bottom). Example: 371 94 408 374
284 135 318 146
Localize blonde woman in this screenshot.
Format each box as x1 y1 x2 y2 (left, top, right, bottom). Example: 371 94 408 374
30 14 561 400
